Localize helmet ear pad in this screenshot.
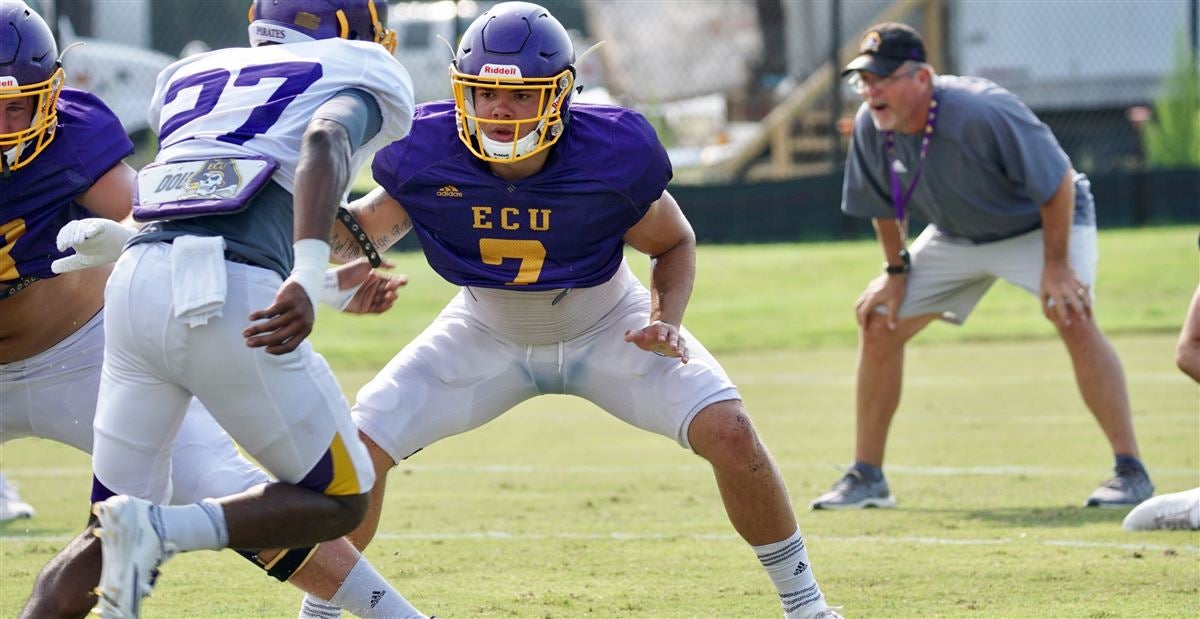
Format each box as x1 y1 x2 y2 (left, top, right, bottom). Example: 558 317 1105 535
0 0 65 171
450 2 576 163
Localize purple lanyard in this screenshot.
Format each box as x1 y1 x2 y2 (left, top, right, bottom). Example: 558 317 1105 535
884 92 939 221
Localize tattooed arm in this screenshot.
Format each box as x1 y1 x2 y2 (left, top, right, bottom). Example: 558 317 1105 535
329 187 414 264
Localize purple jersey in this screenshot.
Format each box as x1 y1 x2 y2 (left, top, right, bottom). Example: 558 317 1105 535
0 89 133 285
373 102 672 290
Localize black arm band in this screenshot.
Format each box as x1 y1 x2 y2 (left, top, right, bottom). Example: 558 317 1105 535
234 545 319 582
2 275 38 300
337 206 382 267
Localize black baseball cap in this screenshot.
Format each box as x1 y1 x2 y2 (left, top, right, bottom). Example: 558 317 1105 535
841 23 926 77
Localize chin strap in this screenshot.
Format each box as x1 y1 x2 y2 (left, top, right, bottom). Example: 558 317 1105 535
479 120 549 160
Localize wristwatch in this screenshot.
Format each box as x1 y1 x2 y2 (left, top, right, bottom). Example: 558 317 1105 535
884 248 911 275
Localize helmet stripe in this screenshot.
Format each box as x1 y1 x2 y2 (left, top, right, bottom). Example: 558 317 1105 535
335 9 349 39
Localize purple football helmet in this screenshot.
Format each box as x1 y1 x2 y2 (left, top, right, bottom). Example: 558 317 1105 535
248 0 395 53
451 1 576 163
0 0 64 172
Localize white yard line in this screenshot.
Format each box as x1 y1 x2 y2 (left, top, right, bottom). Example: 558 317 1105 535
2 530 1195 554
739 372 1192 386
370 532 1199 554
2 464 1197 477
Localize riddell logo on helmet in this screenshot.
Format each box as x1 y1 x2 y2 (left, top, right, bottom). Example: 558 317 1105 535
480 64 522 78
0 76 18 89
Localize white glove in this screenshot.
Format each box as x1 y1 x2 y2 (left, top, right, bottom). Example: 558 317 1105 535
51 218 136 274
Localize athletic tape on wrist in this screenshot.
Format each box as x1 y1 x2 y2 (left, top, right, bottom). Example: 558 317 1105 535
291 239 329 308
320 268 361 311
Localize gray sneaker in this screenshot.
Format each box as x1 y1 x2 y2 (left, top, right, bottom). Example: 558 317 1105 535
1085 463 1154 508
810 469 896 510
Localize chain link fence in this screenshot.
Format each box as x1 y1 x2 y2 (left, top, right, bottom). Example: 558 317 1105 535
35 0 1199 181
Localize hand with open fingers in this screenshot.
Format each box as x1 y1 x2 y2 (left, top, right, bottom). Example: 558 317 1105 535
322 257 408 313
243 279 315 355
1040 263 1091 327
343 263 408 315
855 274 907 330
50 218 136 273
624 320 689 363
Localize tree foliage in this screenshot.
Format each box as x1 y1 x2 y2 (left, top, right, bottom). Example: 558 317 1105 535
1144 33 1200 169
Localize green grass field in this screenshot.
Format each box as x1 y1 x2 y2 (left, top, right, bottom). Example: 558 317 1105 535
2 226 1197 618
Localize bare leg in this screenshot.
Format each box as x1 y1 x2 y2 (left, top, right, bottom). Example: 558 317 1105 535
28 520 417 618
688 400 835 617
20 529 100 619
215 482 367 550
291 433 422 618
24 485 366 618
283 434 402 598
687 400 794 545
257 538 363 600
344 431 399 551
853 314 938 466
1055 318 1139 457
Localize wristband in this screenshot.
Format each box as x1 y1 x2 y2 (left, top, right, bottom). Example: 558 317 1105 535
884 248 911 275
336 206 382 267
320 268 362 311
291 239 330 307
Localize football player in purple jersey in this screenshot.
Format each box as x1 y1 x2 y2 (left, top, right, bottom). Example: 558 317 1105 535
312 3 841 617
4 2 424 618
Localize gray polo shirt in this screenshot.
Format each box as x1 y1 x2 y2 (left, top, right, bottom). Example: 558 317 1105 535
842 74 1095 243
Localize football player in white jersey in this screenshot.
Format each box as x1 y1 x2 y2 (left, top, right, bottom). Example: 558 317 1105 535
51 1 425 617
4 2 417 618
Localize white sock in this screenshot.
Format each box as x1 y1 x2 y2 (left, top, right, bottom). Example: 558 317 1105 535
302 558 426 619
298 596 342 619
155 499 228 552
754 529 828 619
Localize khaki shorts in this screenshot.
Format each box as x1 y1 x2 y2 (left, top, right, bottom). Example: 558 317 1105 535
880 224 1098 325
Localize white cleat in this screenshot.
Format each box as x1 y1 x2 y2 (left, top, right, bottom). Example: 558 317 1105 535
92 495 177 618
1122 487 1200 531
0 474 35 522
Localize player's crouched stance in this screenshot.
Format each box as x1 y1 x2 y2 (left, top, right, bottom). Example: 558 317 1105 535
312 3 843 618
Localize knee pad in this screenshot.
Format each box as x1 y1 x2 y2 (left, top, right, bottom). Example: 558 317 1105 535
234 544 319 582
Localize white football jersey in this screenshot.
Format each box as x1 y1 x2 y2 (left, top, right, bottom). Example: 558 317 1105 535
148 39 414 195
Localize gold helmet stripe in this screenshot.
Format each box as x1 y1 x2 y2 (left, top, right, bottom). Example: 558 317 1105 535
335 10 349 39
367 0 381 40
